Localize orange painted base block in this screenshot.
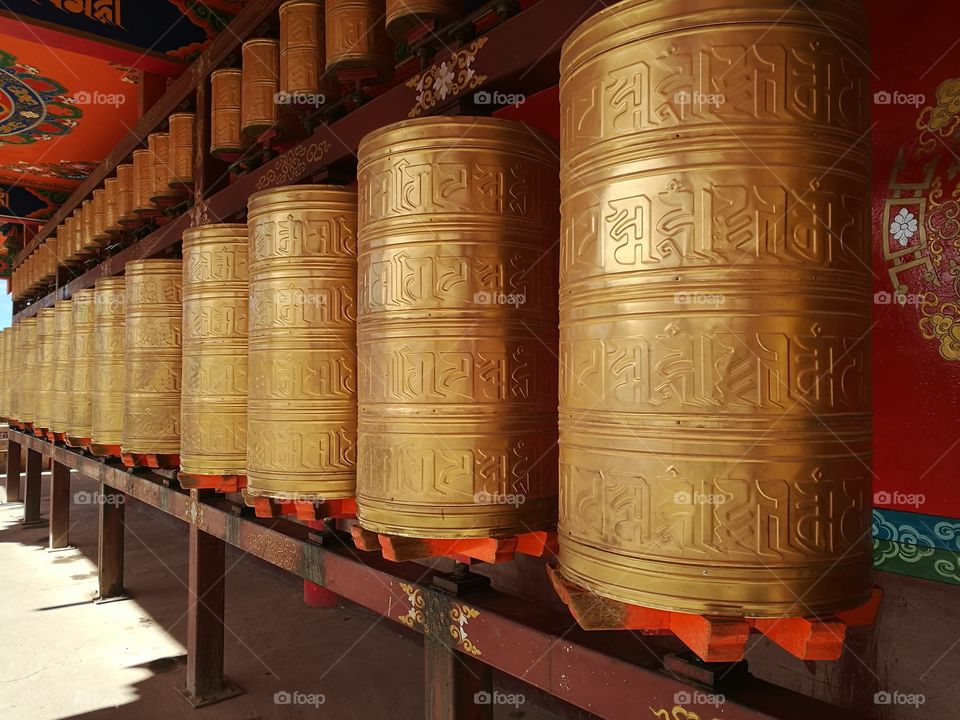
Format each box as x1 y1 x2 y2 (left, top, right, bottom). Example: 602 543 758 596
178 472 245 493
65 436 91 450
350 526 559 565
249 496 357 522
48 431 66 443
548 567 883 663
121 453 180 469
90 443 122 458
33 427 47 438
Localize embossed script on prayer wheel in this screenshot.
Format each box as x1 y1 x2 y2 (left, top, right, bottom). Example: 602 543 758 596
385 0 460 40
104 177 122 235
91 277 126 455
168 113 196 188
180 224 248 485
247 186 358 501
280 0 325 95
211 69 244 159
122 260 183 457
34 307 57 433
557 0 873 617
66 290 96 447
93 189 110 245
149 132 177 203
81 199 97 252
241 39 280 139
325 0 393 82
356 117 560 538
16 318 37 426
117 163 138 226
49 301 74 436
132 149 157 217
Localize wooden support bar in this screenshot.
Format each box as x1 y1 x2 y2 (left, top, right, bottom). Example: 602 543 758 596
48 460 71 549
96 482 126 601
5 435 21 503
23 447 43 525
425 633 493 720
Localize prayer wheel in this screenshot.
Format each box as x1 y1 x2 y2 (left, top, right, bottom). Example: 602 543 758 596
81 199 97 252
91 277 126 456
241 39 280 139
0 328 9 422
34 307 57 434
121 260 183 459
168 112 196 189
132 148 157 217
149 132 178 204
93 188 110 246
557 0 873 616
104 177 122 236
66 289 96 448
15 318 37 427
246 185 357 501
64 216 79 262
179 224 249 486
325 0 393 83
280 0 325 96
385 0 460 39
117 163 138 226
49 301 74 437
211 69 244 159
356 117 560 538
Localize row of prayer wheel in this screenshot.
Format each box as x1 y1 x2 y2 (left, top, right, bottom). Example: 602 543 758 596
0 0 874 619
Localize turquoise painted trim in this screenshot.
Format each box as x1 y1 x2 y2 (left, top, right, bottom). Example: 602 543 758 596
872 508 960 552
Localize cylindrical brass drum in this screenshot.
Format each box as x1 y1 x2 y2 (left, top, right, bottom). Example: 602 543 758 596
180 224 249 485
93 188 110 245
15 319 37 427
49 301 74 437
104 177 122 236
557 0 873 617
117 163 138 226
247 186 357 501
3 326 16 423
241 39 280 139
280 0 325 96
66 289 96 447
149 132 177 203
211 69 244 159
132 148 157 217
385 0 460 39
34 307 57 433
81 199 98 252
168 112 196 189
121 260 183 459
91 277 126 455
356 118 560 538
325 0 393 82
64 216 79 262
0 328 9 421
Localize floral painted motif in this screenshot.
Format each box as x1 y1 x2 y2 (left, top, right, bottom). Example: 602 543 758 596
890 208 919 245
406 37 489 118
0 50 82 147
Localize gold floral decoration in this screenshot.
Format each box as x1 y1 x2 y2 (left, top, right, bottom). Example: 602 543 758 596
449 603 481 656
406 37 489 118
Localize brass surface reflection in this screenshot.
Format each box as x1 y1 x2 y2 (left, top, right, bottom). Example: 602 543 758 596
91 277 126 453
66 290 96 446
34 307 57 432
49 301 74 435
15 319 37 425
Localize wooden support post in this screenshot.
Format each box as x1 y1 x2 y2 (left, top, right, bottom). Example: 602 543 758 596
22 447 43 526
425 634 493 720
96 482 126 602
5 435 21 503
179 519 242 707
48 460 71 549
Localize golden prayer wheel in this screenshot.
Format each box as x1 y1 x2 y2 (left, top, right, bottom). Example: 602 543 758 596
148 132 178 204
356 117 560 538
246 185 357 501
0 328 9 422
93 188 110 244
241 39 280 139
81 198 99 252
557 0 873 617
104 177 122 235
280 0 325 96
15 319 37 426
179 224 249 485
49 300 74 437
34 307 57 434
325 0 393 83
385 0 460 39
122 260 183 459
65 289 96 447
38 239 56 283
132 148 158 217
91 277 126 456
63 216 78 262
168 112 196 189
211 68 244 159
117 163 138 226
